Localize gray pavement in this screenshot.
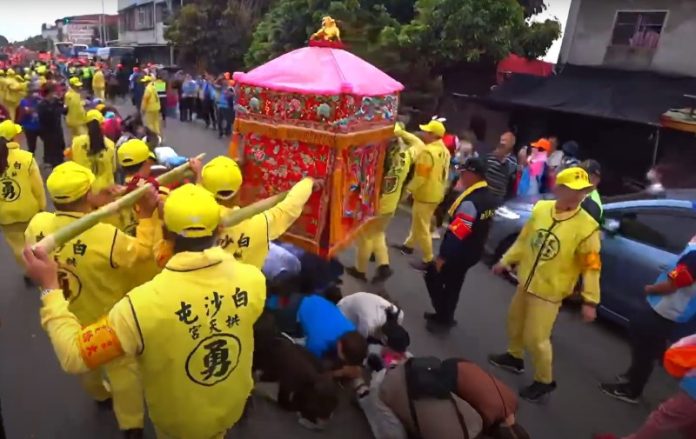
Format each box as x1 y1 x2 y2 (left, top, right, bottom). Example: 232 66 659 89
0 107 681 438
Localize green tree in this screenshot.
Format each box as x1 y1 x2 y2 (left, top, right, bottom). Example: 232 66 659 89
0 35 8 47
165 0 274 72
15 35 51 52
245 0 414 68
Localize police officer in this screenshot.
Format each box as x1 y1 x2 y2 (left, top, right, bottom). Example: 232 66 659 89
24 184 266 439
423 157 497 332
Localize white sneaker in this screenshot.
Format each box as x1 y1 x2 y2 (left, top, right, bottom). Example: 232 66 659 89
431 230 441 240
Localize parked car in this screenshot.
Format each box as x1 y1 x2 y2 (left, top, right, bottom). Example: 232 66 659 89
484 192 696 335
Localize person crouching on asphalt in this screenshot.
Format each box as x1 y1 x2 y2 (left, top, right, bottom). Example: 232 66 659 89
393 118 451 272
346 124 412 283
24 183 267 439
489 167 601 402
423 157 497 333
594 334 696 439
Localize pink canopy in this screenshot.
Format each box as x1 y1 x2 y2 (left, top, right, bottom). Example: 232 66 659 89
234 46 404 96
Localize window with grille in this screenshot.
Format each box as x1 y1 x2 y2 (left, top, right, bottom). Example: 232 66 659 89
611 11 667 49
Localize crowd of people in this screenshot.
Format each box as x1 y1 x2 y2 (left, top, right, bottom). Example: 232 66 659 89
0 57 693 439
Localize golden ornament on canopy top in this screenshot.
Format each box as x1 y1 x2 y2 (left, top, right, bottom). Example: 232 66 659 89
311 16 341 42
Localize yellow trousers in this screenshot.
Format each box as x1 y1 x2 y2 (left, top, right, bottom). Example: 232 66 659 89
80 356 145 430
403 200 438 262
144 111 161 135
94 87 105 100
1 222 28 269
155 428 225 439
507 287 561 384
5 103 18 121
67 124 86 141
355 214 393 273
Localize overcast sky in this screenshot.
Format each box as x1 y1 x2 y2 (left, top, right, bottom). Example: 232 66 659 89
2 0 572 63
535 0 573 63
2 0 118 42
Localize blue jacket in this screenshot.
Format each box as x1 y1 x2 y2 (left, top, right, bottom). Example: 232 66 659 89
19 97 40 132
297 295 355 358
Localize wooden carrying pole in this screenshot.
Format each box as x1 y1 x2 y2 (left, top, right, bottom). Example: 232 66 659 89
34 154 205 254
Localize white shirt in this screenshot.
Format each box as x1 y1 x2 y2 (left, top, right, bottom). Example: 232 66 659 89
338 292 404 337
547 150 564 170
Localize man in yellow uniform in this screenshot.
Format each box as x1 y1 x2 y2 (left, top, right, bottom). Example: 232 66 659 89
0 120 46 280
24 184 266 439
4 74 26 122
65 77 87 140
140 76 161 135
0 69 7 108
488 167 601 403
24 162 160 436
346 126 412 283
199 156 314 269
92 66 106 100
116 138 159 235
393 119 451 271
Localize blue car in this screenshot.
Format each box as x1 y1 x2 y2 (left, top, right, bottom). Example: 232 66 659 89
484 192 696 334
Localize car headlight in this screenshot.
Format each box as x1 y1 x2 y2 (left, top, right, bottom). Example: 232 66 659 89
495 206 521 220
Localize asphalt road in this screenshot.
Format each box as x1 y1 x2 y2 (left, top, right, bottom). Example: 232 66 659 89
0 106 681 438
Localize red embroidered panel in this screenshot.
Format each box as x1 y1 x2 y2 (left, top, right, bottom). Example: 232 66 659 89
239 134 334 242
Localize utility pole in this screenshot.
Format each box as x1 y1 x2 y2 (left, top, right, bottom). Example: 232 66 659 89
100 0 106 45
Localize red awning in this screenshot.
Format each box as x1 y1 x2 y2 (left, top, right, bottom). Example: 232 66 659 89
497 54 554 84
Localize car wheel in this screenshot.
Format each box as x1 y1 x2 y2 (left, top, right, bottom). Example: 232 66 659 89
494 235 518 283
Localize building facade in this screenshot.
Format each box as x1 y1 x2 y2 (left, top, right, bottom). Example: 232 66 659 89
117 0 187 63
560 0 696 75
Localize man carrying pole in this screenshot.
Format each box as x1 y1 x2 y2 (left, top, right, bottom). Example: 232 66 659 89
198 155 315 269
24 183 266 439
25 161 160 437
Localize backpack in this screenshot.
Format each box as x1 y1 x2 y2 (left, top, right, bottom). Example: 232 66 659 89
404 357 468 439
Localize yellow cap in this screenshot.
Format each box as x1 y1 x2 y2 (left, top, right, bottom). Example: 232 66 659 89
69 77 83 87
0 70 5 76
0 120 22 140
6 69 14 75
555 167 593 191
418 119 446 137
96 103 106 112
164 184 221 238
117 139 155 166
201 156 243 200
86 109 104 124
46 162 95 204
